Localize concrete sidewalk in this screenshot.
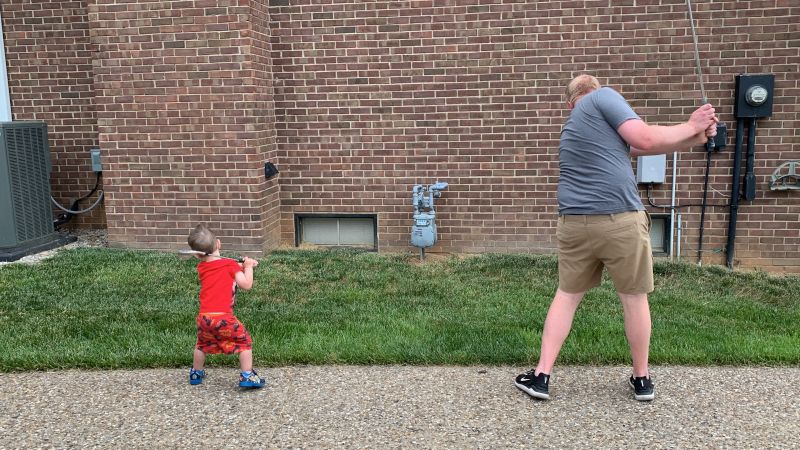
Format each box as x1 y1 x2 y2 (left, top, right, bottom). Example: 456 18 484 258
1 366 797 448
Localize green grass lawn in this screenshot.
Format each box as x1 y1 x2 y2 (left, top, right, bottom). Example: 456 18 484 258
0 247 798 371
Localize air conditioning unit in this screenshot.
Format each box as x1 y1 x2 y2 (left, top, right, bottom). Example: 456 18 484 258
0 121 74 262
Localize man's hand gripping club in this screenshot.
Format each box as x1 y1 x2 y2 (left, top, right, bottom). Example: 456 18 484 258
625 103 719 157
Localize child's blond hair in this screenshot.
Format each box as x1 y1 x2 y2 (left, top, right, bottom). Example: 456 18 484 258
188 224 216 255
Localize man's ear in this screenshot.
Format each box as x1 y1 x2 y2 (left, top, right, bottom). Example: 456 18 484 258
215 239 221 252
567 101 575 110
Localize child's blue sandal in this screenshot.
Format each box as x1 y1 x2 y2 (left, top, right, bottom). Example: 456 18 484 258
189 369 206 385
239 370 266 388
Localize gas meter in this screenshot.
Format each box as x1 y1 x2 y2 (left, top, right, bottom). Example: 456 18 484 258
411 212 437 248
410 181 448 259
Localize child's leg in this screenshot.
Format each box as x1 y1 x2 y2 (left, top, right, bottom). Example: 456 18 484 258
237 348 265 388
193 348 206 371
239 349 253 373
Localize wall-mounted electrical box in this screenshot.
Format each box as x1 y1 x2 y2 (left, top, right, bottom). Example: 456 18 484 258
636 155 666 184
90 149 102 172
712 123 727 151
734 74 775 118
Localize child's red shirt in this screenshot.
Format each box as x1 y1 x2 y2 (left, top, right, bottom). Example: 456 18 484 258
197 259 241 314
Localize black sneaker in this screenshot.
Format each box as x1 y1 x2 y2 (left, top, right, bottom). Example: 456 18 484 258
629 375 655 401
515 369 550 400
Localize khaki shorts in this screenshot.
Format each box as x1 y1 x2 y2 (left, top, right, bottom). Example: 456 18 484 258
557 210 654 294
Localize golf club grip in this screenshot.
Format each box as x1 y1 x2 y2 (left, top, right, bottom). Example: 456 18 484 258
701 97 715 151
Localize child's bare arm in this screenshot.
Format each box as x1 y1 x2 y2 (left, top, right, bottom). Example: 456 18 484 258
234 257 259 290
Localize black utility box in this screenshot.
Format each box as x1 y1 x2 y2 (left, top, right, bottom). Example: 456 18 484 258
734 74 775 118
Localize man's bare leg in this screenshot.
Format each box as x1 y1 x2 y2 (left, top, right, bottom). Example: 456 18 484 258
618 292 651 378
534 288 586 375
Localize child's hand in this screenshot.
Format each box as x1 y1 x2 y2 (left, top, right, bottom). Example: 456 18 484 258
242 256 259 269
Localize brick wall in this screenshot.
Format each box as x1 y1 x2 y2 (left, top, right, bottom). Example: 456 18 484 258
88 0 279 252
1 0 105 228
269 0 800 272
249 0 282 250
2 1 798 271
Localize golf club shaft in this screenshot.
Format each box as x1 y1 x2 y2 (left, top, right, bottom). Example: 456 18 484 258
686 0 715 150
178 250 242 262
686 0 706 104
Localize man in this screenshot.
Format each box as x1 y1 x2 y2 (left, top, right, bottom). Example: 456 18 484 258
515 75 718 401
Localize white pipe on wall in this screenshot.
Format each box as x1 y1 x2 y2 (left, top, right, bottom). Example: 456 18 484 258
676 213 682 260
669 152 678 259
0 10 12 121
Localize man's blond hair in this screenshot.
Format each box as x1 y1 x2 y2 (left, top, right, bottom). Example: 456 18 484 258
188 224 216 254
566 74 601 105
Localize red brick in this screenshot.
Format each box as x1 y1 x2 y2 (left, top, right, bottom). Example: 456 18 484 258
2 0 798 271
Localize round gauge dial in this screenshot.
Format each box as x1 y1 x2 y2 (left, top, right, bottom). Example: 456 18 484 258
745 85 769 106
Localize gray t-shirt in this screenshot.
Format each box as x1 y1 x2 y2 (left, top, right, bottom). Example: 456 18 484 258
557 87 645 215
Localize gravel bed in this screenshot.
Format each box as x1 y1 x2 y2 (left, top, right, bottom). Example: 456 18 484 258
0 229 107 266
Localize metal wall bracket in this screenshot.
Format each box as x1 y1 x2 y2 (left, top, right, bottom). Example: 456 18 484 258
769 161 800 191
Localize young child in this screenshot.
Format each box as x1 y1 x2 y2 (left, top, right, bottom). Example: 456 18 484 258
187 224 265 389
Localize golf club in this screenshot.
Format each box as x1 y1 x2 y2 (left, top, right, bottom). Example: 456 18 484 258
686 0 714 150
177 249 243 263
